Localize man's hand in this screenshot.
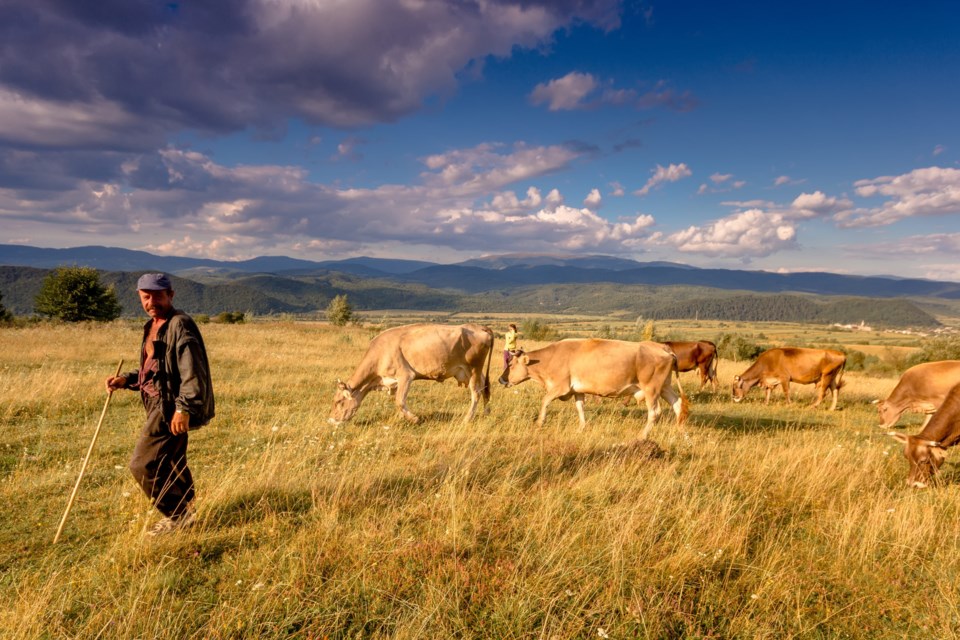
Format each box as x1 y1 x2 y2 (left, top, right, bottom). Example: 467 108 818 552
105 375 127 392
171 410 190 435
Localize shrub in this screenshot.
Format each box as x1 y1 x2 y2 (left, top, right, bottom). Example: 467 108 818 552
715 332 763 362
0 289 11 322
521 318 556 342
213 311 246 324
34 266 121 322
905 335 960 367
326 294 353 327
844 349 881 372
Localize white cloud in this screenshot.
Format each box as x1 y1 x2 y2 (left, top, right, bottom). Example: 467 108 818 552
933 144 946 156
635 163 692 196
584 188 602 208
529 72 599 111
529 73 696 112
0 139 666 257
789 191 852 219
609 181 625 197
837 166 960 227
710 173 733 184
662 209 797 258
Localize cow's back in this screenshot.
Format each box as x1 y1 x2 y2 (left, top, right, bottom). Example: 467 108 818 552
540 339 673 394
890 360 960 405
752 347 843 381
367 323 490 378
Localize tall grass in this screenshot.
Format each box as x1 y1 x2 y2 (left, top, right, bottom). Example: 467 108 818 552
1 321 957 638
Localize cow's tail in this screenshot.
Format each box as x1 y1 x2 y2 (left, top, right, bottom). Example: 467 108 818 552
835 358 847 390
708 350 718 386
481 326 494 403
671 351 689 426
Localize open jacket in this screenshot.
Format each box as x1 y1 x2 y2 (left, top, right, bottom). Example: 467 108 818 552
124 309 215 428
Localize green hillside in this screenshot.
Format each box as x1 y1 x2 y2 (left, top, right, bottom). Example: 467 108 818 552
0 266 940 328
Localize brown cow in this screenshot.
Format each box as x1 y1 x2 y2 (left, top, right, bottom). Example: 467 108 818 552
889 381 960 488
498 338 688 438
329 323 494 425
876 360 960 429
732 347 846 410
663 340 718 390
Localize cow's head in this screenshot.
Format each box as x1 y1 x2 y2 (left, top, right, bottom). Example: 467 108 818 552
875 399 900 429
888 432 947 488
731 375 748 402
499 351 531 387
328 379 360 425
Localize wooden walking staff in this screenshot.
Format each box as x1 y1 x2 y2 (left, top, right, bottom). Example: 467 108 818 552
53 359 124 544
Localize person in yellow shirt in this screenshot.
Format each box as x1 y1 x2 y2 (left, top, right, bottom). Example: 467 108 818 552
503 323 519 367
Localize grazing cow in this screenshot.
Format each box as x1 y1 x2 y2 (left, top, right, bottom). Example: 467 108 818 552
875 360 960 429
889 381 960 488
498 339 688 438
732 347 846 410
329 323 494 425
663 340 718 391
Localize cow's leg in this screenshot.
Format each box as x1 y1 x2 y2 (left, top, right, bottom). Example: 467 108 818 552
810 379 825 408
638 387 662 439
826 375 840 410
782 380 792 404
659 386 688 431
697 364 707 389
460 369 481 423
764 386 772 404
535 395 554 427
394 374 420 423
574 393 587 429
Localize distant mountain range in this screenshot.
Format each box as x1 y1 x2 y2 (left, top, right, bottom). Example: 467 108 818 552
0 244 956 327
2 243 957 298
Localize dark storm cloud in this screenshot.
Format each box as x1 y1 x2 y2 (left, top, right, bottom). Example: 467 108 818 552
0 0 622 149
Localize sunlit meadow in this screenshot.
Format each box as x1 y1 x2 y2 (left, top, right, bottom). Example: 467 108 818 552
2 319 959 638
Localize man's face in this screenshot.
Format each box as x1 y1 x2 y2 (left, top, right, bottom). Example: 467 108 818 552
138 289 174 319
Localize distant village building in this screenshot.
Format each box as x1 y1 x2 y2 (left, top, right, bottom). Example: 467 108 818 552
832 320 873 332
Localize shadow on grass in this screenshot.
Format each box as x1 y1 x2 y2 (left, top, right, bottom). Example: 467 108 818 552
205 487 314 528
508 438 668 489
689 409 837 434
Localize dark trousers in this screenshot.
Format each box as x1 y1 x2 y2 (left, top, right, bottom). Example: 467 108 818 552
129 395 195 518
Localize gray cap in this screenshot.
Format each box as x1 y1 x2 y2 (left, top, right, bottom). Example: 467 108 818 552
137 273 172 291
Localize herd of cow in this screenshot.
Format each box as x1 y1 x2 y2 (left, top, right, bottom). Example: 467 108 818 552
328 323 960 489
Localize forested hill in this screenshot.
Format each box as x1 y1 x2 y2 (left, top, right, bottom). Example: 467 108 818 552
646 294 937 327
0 265 941 328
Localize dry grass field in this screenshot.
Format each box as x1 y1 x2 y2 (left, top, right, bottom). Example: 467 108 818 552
2 319 958 638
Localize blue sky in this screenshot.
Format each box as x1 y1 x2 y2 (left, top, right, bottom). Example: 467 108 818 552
1 0 958 279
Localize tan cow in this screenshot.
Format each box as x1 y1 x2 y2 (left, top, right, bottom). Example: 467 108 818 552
889 381 960 488
876 360 960 429
663 340 718 390
329 323 494 425
732 347 846 410
498 338 688 438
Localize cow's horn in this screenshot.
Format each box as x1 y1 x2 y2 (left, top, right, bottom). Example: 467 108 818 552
870 399 879 404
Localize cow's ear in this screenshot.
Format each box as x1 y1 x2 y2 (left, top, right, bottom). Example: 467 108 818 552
340 388 353 400
888 432 909 444
519 354 531 365
733 375 741 382
336 379 346 390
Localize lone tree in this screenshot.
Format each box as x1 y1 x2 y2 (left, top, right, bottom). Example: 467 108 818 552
35 266 122 322
0 289 11 322
325 294 353 326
